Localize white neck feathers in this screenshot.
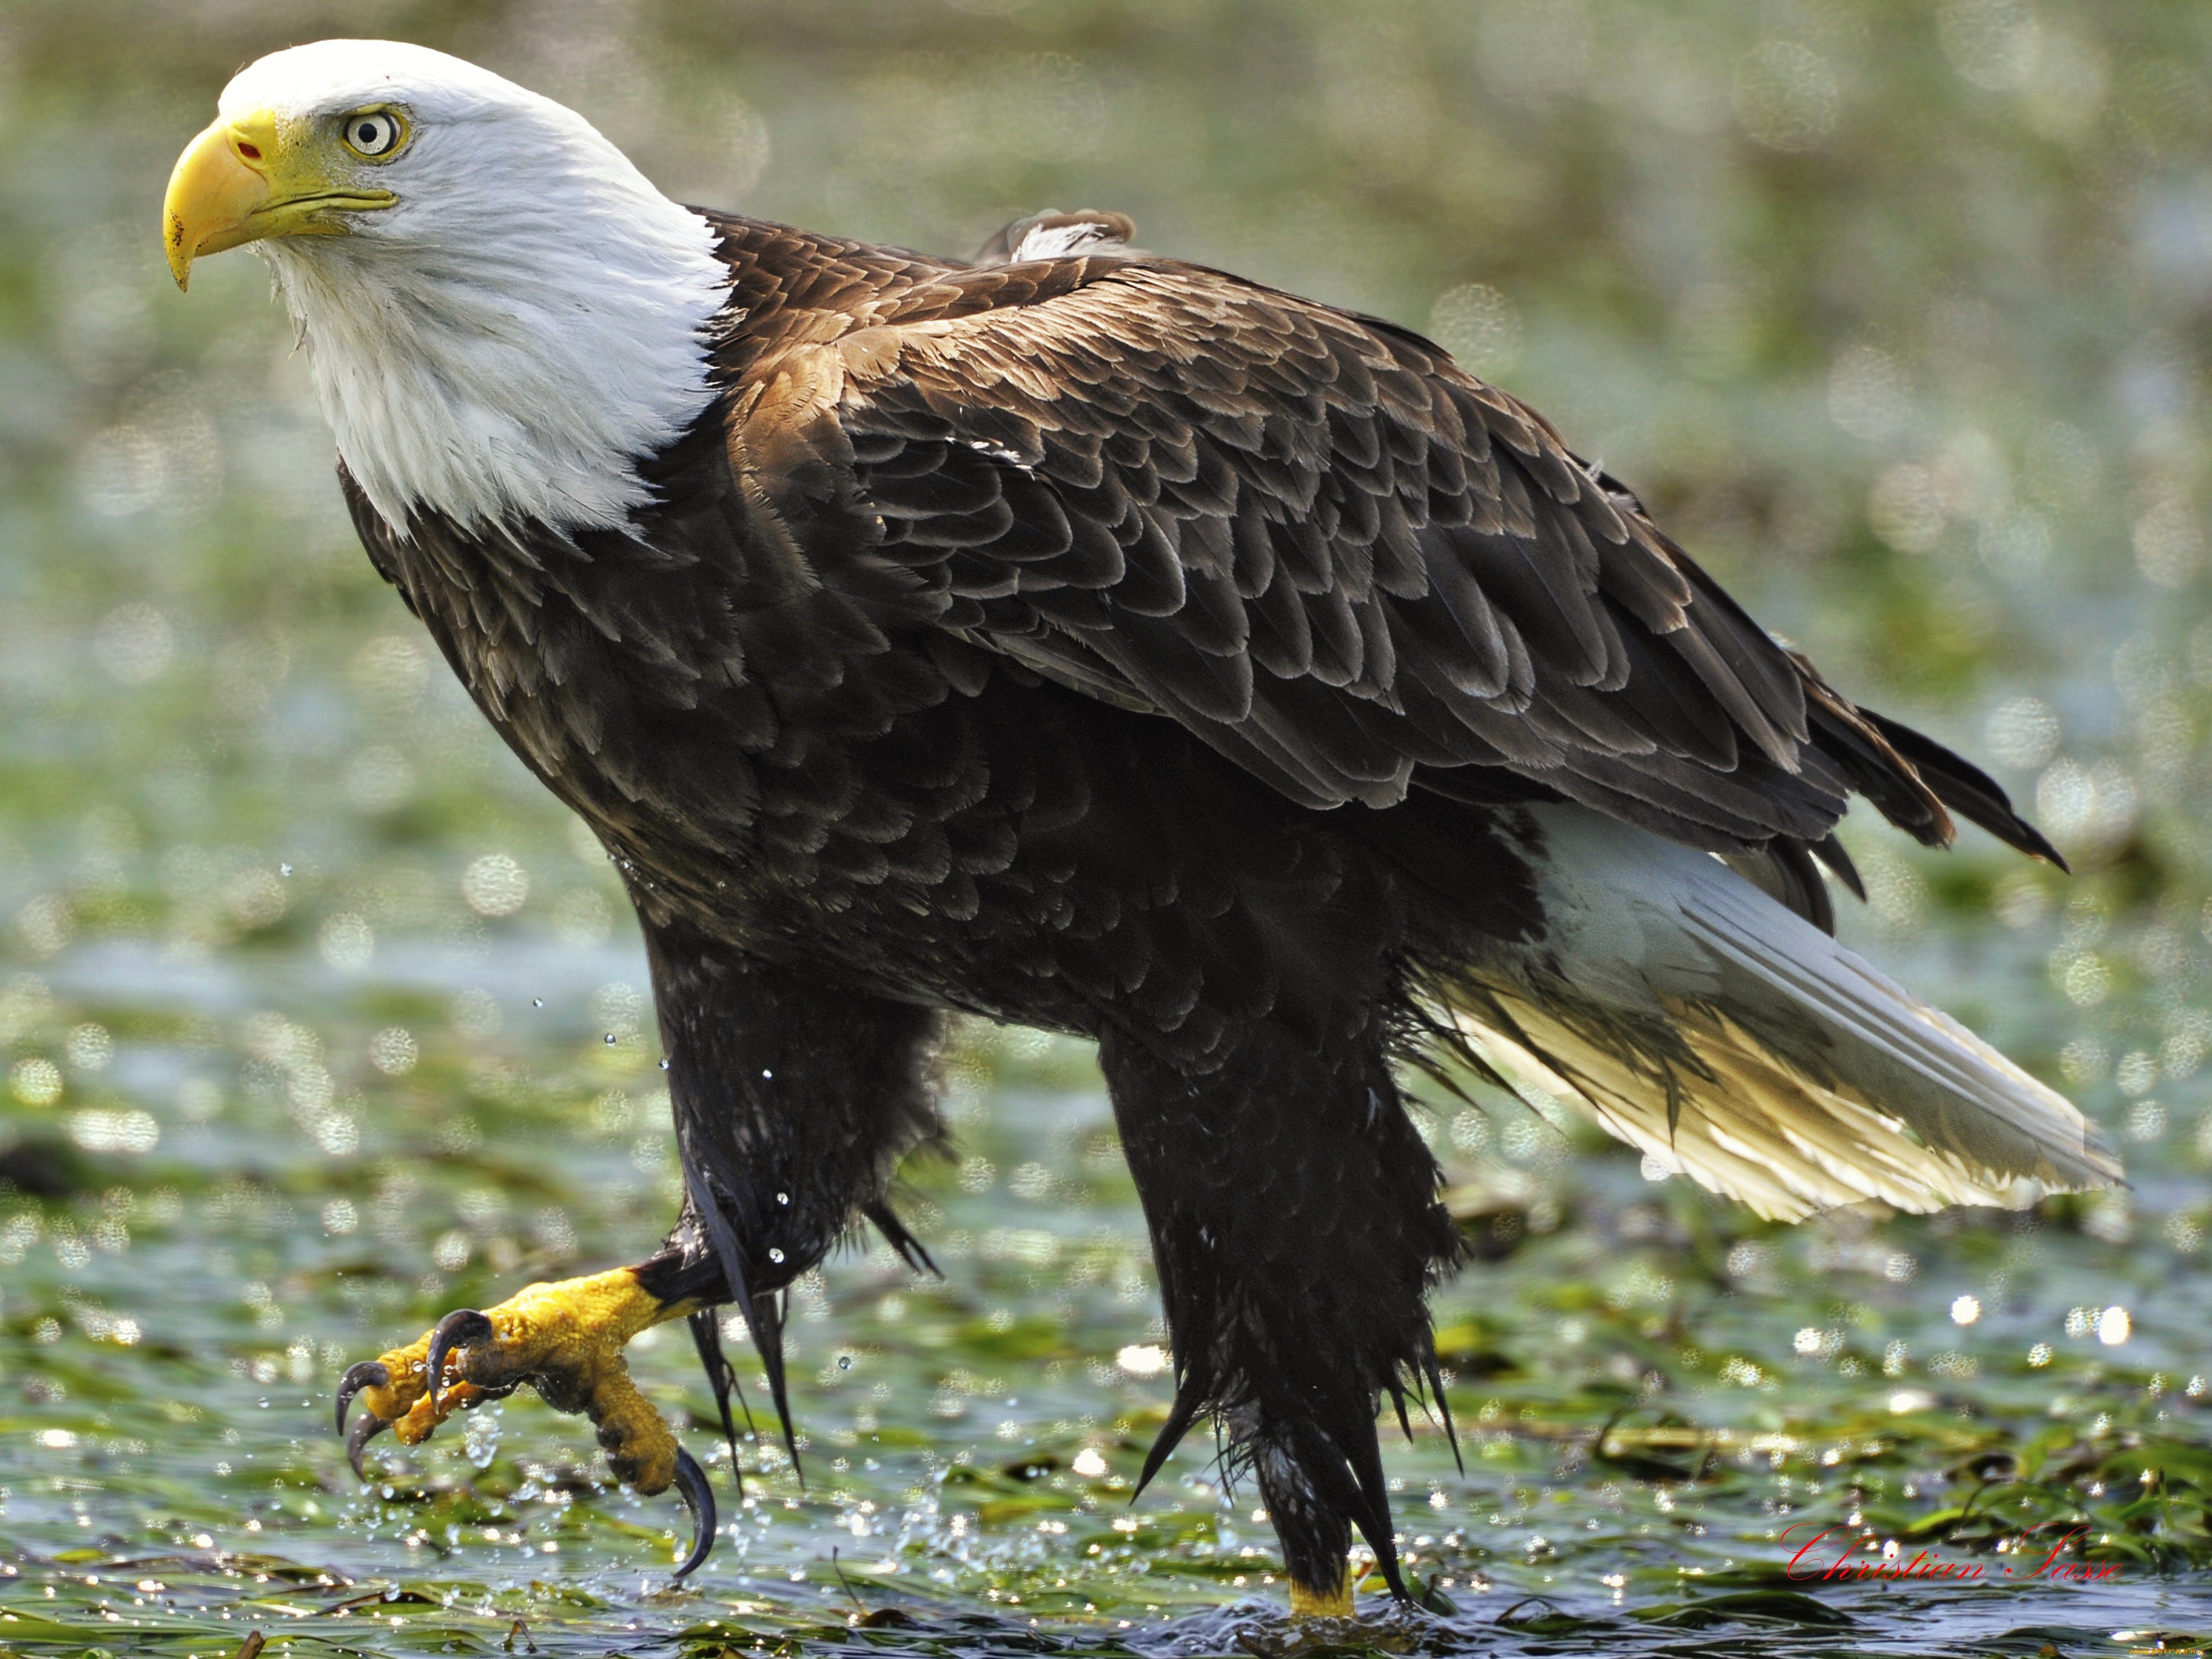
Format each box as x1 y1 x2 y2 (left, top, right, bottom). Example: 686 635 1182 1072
256 82 726 536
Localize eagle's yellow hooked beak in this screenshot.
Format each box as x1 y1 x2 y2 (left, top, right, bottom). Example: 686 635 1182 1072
163 110 396 290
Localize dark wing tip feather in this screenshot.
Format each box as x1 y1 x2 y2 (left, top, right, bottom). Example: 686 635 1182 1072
1860 709 2069 870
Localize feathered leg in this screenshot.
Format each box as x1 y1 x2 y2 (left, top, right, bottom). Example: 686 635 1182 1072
1097 1022 1462 1614
643 921 946 1463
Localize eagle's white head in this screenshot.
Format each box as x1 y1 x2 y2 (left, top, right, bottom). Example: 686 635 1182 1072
164 40 727 535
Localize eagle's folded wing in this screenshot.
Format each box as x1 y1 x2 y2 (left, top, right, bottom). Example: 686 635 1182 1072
737 253 2032 872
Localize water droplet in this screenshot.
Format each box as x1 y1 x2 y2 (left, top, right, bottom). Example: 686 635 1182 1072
659 1060 670 1071
279 863 294 877
604 1034 617 1045
533 998 544 1009
837 1354 852 1370
768 1247 784 1264
760 1068 774 1080
776 1192 789 1206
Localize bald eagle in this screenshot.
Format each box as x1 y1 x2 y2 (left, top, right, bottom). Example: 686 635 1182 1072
165 40 2116 1613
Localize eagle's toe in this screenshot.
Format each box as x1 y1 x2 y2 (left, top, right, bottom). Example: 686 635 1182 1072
332 1266 710 1568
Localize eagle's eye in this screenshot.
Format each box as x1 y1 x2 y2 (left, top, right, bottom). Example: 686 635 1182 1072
340 108 406 160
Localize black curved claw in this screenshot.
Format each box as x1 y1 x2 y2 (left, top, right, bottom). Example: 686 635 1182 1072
335 1360 390 1437
425 1307 495 1412
346 1408 390 1480
670 1444 717 1580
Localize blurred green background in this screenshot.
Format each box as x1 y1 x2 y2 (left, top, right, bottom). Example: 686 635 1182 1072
2 2 2210 1653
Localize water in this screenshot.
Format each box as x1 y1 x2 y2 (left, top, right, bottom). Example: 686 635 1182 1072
6 3 2212 1652
0 933 2203 1653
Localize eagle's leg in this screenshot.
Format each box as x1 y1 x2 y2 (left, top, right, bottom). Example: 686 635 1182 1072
1098 1022 1460 1618
334 922 946 1574
643 923 948 1460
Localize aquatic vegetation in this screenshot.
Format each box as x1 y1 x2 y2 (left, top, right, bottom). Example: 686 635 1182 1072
0 1004 2204 1653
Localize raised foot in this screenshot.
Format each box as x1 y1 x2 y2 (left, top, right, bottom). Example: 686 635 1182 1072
333 1266 717 1575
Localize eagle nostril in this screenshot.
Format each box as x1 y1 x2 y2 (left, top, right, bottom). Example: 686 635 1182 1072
236 141 262 160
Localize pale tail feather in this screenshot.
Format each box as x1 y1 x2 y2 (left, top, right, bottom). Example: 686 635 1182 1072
1436 806 2121 1222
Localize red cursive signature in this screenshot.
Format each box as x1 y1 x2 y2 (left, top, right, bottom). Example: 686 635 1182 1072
1780 1521 2122 1584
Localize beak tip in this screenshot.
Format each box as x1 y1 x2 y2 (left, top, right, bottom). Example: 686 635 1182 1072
164 215 190 291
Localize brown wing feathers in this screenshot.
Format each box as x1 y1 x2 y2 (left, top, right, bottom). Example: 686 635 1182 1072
829 262 1833 842
718 218 2046 886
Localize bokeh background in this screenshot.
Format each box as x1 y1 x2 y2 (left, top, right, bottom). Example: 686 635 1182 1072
1 2 2209 1653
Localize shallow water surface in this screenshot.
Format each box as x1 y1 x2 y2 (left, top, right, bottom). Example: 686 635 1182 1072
1 933 2208 1656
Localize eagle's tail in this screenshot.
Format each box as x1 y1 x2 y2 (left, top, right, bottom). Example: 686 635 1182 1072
1430 806 2121 1222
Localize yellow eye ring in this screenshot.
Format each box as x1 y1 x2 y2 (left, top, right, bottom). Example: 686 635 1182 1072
339 107 409 161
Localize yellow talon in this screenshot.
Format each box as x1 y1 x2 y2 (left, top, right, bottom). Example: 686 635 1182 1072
339 1267 696 1489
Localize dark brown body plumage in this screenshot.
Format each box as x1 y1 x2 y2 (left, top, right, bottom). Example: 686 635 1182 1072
343 215 2054 1595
